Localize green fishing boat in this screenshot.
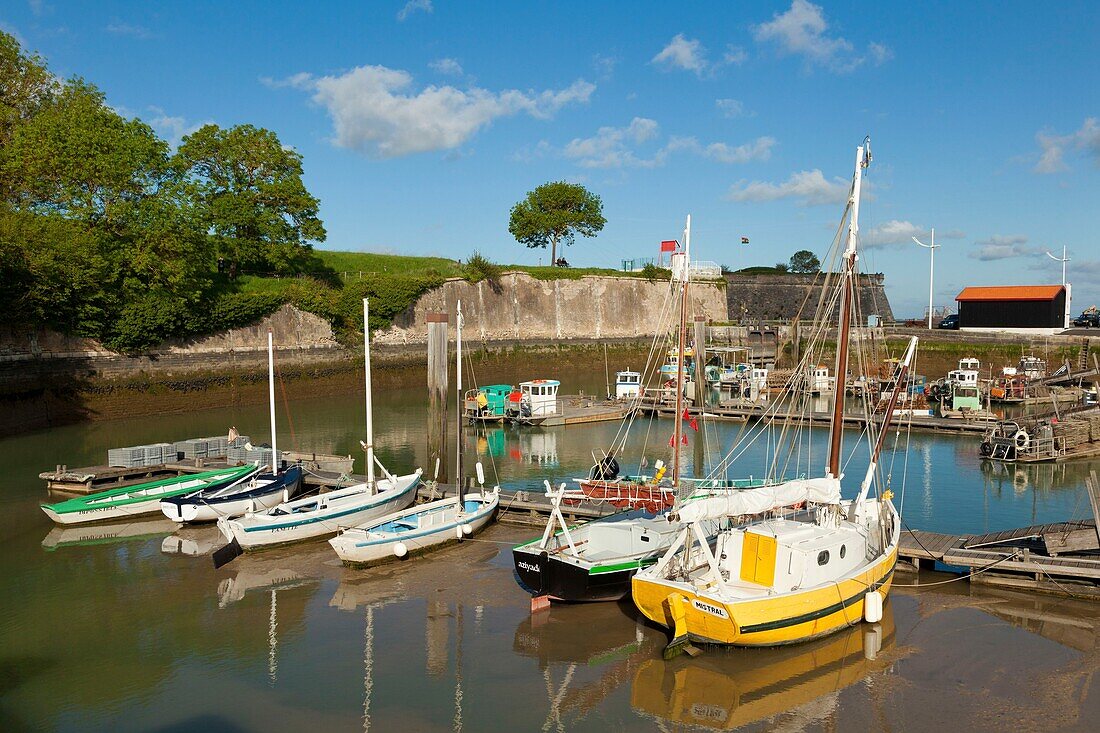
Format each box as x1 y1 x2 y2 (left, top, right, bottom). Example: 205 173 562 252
41 464 259 526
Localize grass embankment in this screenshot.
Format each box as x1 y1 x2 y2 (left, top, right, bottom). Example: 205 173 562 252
209 251 718 347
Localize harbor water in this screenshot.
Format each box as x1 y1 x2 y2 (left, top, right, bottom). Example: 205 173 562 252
2 365 1099 732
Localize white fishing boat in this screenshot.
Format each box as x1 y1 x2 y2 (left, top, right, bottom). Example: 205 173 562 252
161 332 304 524
633 137 914 654
330 301 499 566
217 299 421 552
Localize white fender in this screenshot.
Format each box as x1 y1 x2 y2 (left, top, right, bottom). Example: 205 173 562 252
863 590 883 624
393 542 408 558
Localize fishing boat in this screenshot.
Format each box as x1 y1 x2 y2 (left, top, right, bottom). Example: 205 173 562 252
161 332 304 524
217 299 421 551
330 301 498 566
513 217 734 603
161 465 304 523
40 464 258 525
632 138 914 653
463 384 514 423
505 379 561 425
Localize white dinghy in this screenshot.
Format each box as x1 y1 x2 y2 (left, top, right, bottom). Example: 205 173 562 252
330 301 499 566
215 299 421 556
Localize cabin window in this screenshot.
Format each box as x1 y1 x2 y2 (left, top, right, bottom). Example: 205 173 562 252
817 550 830 566
840 544 846 559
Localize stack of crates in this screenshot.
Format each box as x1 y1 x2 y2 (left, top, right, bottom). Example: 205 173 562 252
142 442 175 466
174 438 210 460
107 446 146 468
202 435 229 457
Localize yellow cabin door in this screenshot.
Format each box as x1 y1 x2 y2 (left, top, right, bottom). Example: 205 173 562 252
738 532 777 586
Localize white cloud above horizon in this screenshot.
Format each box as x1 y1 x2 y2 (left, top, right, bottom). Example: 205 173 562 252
1034 117 1100 173
752 0 890 73
397 0 433 22
726 169 849 205
270 65 595 158
105 22 152 39
969 234 1035 261
559 118 774 169
428 58 463 76
651 34 746 77
863 221 966 249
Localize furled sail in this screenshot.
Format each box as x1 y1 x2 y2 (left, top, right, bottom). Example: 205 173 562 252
671 477 842 523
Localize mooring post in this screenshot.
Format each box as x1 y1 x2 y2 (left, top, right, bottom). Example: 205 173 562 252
693 316 707 409
427 312 449 485
791 319 800 368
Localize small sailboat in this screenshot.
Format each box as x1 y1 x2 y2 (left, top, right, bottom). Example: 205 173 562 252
217 299 422 550
632 137 913 654
41 464 258 525
330 301 499 566
161 331 304 523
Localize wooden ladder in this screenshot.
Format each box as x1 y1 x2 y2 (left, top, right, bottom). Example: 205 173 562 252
1079 338 1092 371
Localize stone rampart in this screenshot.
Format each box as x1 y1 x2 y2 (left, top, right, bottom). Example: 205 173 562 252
725 272 894 322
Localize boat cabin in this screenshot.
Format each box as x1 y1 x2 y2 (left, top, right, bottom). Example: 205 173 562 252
615 370 641 399
1018 356 1046 381
464 384 513 420
807 365 835 395
715 518 868 594
517 379 560 417
660 348 695 380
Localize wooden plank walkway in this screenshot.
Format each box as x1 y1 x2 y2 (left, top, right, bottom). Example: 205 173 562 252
640 403 990 434
899 523 1100 597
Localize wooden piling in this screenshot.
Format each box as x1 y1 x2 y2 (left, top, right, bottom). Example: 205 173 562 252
427 312 449 484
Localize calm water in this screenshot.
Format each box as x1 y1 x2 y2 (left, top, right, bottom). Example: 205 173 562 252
2 368 1099 732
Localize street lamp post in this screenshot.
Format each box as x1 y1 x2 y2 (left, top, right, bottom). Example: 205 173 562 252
912 228 939 330
1045 245 1070 329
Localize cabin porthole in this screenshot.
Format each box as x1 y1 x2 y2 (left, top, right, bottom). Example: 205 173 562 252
817 550 830 566
840 545 847 559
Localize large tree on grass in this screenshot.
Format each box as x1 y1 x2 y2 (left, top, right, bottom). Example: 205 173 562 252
174 124 325 274
508 181 605 265
788 249 821 274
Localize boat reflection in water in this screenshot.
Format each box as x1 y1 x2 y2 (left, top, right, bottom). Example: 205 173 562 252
160 524 225 557
631 602 896 730
42 517 177 551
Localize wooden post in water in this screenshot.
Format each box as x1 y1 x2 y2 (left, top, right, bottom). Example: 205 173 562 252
427 312 449 484
693 316 707 409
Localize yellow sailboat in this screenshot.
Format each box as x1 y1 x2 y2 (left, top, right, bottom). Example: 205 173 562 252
633 137 918 653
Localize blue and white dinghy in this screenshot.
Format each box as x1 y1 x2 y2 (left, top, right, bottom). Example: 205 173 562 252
329 301 498 566
217 298 421 551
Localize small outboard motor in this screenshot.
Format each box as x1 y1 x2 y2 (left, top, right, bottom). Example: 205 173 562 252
590 456 620 481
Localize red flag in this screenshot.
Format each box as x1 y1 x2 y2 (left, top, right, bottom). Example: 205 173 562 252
660 240 678 252
682 434 688 445
682 408 699 431
669 433 690 447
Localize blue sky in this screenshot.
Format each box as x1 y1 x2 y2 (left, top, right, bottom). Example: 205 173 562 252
4 0 1099 317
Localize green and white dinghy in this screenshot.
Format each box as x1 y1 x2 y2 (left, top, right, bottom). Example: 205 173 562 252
41 464 259 525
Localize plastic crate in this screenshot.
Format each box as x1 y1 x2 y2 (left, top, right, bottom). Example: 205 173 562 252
107 446 145 468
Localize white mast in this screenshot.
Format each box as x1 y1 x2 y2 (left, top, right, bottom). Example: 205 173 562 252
1045 245 1071 329
671 215 691 488
363 298 375 492
267 330 278 474
455 300 464 504
826 139 871 479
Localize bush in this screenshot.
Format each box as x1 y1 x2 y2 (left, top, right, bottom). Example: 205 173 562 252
640 262 672 283
461 251 503 283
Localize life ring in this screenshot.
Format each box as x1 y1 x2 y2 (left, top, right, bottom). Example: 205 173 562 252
979 441 993 457
1013 430 1030 451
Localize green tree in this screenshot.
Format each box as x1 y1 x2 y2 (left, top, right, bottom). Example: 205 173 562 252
508 181 605 265
0 30 58 152
773 262 789 273
174 124 326 274
788 250 821 274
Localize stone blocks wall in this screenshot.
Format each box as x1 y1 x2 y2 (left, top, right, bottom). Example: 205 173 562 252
724 272 894 322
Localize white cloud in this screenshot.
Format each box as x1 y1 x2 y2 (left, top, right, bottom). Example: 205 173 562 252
701 137 776 163
564 117 663 168
723 45 748 66
560 120 774 170
652 33 708 75
260 72 314 89
752 0 889 73
105 22 152 39
277 65 594 158
863 221 966 249
716 98 746 118
592 53 619 80
1034 118 1100 173
726 169 850 205
970 234 1034 261
397 0 433 22
429 58 463 76
146 107 209 148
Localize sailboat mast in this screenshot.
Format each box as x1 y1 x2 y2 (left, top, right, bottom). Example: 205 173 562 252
456 301 464 505
267 330 278 475
826 141 870 479
672 215 691 489
363 298 375 490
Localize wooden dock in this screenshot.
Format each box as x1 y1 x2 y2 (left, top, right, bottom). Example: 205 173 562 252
640 402 991 435
899 520 1100 598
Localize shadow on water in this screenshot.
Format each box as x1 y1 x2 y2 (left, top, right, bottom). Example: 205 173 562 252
0 656 58 733
148 715 251 733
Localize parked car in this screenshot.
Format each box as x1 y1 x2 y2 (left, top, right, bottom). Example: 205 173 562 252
937 314 960 330
1072 312 1100 328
